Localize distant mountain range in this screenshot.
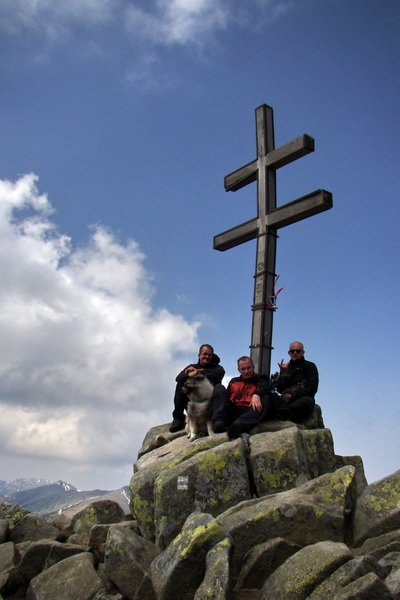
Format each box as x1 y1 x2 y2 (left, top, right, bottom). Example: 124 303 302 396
0 478 130 518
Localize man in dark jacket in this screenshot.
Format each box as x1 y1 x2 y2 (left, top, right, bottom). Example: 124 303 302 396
212 356 272 439
169 343 225 432
276 341 319 422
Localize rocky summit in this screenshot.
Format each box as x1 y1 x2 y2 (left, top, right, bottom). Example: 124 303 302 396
1 405 400 599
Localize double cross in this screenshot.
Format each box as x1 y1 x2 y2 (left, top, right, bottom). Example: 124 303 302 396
214 104 332 377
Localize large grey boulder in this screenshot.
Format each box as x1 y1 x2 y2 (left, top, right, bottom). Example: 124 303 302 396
259 540 353 599
248 427 336 497
307 554 379 599
234 537 301 591
353 529 400 557
26 552 104 600
334 571 395 599
104 524 159 600
46 513 74 540
0 541 19 595
352 470 400 547
130 434 226 541
9 513 63 543
71 500 127 534
384 554 400 599
193 537 233 600
5 539 88 596
150 512 227 600
217 466 356 574
154 437 251 548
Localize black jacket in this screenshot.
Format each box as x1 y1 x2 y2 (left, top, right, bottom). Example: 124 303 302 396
175 354 225 386
276 357 319 399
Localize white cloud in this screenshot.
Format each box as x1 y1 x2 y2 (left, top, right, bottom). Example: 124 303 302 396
1 0 293 44
1 0 294 88
0 174 201 488
125 0 229 46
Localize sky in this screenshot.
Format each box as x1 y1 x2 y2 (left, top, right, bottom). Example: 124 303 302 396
0 0 399 491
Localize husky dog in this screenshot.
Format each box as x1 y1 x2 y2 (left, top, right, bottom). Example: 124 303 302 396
182 374 214 442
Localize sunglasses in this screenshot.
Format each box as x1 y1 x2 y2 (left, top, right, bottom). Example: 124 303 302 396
289 349 303 354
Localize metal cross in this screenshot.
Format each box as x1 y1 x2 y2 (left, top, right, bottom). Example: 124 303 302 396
214 104 333 377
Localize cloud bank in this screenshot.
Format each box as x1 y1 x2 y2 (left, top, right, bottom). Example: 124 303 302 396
0 174 200 488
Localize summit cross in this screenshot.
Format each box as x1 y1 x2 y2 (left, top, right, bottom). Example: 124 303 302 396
213 104 333 377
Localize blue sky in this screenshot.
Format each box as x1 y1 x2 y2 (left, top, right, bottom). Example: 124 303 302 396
0 0 399 490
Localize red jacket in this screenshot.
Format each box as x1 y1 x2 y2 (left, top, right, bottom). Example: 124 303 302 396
228 373 269 408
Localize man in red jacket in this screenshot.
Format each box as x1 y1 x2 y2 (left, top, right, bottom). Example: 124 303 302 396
213 356 271 439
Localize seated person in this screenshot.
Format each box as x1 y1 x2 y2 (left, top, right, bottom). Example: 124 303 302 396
169 344 225 433
212 356 272 439
276 341 319 422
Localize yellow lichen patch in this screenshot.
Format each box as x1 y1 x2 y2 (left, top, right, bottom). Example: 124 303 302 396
179 521 223 558
365 485 400 515
198 451 228 476
261 468 297 491
131 494 152 526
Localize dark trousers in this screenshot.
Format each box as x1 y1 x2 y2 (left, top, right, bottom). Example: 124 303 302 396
212 391 274 433
172 383 227 421
283 395 315 422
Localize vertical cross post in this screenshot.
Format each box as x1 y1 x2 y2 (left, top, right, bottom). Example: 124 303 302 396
214 104 332 377
252 105 276 377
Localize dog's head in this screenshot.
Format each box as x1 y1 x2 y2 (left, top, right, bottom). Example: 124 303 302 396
182 374 206 393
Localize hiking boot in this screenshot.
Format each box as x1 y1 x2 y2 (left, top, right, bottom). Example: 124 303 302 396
169 419 185 433
213 420 228 433
228 421 244 439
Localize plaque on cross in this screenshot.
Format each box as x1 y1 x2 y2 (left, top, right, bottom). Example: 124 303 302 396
214 104 332 377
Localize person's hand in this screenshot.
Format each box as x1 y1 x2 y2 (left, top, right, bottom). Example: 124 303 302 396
186 367 203 377
281 393 292 404
278 358 289 371
250 394 262 412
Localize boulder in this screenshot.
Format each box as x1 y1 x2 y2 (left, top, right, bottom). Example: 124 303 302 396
0 541 19 595
89 519 142 564
130 434 226 541
26 552 104 600
335 455 368 494
9 513 63 543
334 571 395 599
259 540 353 599
234 537 301 590
5 539 88 595
248 427 336 497
217 466 356 574
352 470 400 546
193 537 233 600
154 438 251 548
352 529 400 557
385 559 400 599
104 524 159 600
377 550 400 577
46 513 74 539
307 554 379 599
87 523 110 564
150 512 227 600
71 500 127 534
0 521 8 545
